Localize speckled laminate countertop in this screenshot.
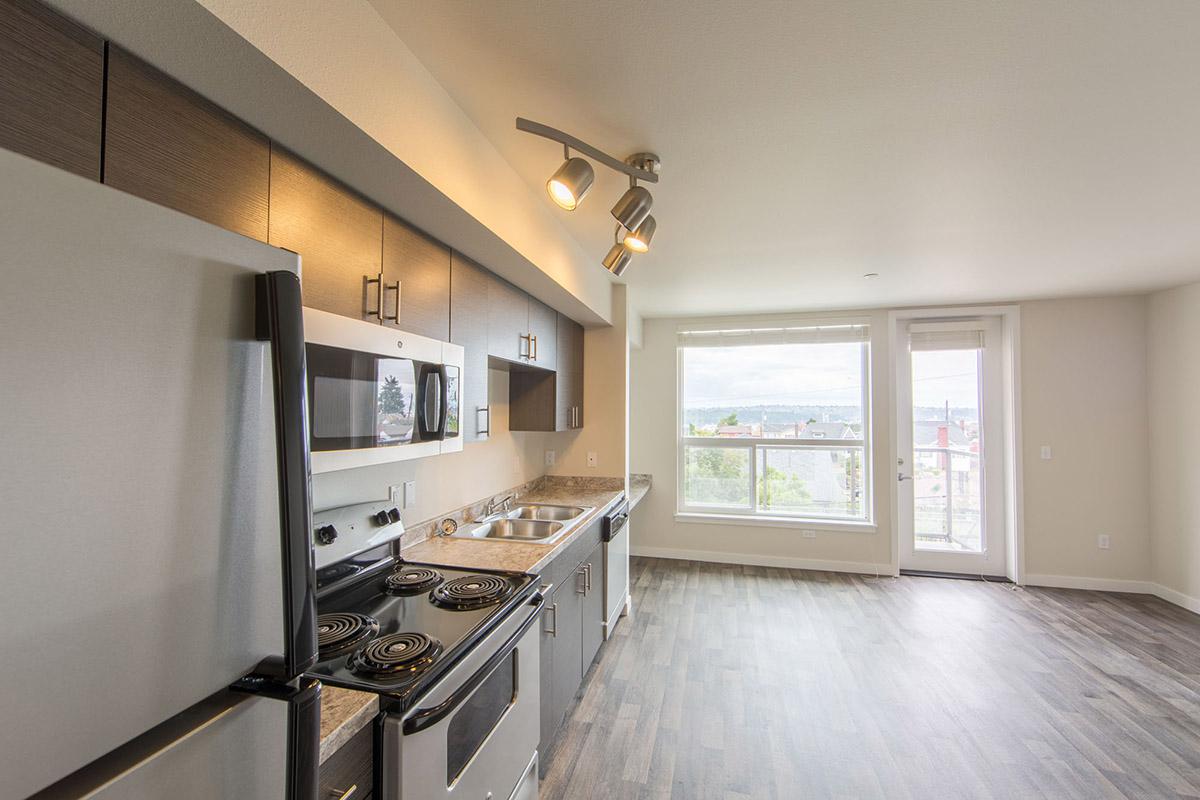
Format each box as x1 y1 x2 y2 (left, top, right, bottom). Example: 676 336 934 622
629 473 651 510
317 476 628 762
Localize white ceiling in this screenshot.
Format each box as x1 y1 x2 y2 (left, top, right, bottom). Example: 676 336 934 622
368 0 1200 318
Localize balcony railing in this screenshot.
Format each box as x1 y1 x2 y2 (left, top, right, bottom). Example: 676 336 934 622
912 446 981 552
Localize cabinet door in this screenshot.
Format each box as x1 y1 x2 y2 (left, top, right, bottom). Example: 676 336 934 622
268 148 382 320
449 252 491 442
527 297 557 369
549 568 585 734
104 46 270 241
382 214 450 340
555 314 585 430
0 0 103 180
487 276 529 363
581 541 606 672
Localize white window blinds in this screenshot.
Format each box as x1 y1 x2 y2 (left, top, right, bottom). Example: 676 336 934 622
678 323 869 348
908 321 985 352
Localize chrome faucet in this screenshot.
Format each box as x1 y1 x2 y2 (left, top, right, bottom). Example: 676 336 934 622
486 494 514 517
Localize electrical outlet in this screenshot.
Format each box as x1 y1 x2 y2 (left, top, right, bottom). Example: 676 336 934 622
403 480 416 509
586 451 598 468
1040 445 1052 460
544 449 556 467
801 529 817 539
1098 534 1111 550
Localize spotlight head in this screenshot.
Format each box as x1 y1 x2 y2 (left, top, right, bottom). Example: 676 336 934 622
602 243 632 276
547 157 594 210
610 185 653 231
622 215 656 253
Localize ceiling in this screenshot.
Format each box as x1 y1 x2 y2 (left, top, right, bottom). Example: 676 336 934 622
368 0 1200 318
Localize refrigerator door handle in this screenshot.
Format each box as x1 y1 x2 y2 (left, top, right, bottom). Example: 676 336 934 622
256 271 318 679
288 679 321 800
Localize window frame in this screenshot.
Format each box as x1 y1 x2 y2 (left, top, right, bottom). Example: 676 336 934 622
675 332 874 528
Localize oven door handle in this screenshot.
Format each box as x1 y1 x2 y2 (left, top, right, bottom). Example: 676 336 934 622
402 591 544 736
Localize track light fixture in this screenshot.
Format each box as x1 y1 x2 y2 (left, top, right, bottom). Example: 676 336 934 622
517 117 662 277
622 215 656 253
547 151 594 211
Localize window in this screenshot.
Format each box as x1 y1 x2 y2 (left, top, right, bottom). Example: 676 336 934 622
677 323 872 524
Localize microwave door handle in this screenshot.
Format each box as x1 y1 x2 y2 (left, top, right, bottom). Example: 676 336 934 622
255 271 318 679
436 364 448 440
402 591 545 736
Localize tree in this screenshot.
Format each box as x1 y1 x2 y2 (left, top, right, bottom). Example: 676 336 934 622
717 412 739 427
378 375 407 416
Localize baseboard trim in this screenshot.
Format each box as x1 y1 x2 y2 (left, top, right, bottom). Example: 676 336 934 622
1023 574 1155 594
1150 583 1200 615
630 545 893 577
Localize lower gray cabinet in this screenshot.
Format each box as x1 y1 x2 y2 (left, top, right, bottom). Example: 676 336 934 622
580 541 605 673
537 520 609 770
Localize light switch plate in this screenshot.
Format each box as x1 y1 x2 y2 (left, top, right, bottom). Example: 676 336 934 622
389 484 402 507
801 529 817 539
1098 534 1111 550
587 451 598 468
403 480 416 508
1040 445 1052 460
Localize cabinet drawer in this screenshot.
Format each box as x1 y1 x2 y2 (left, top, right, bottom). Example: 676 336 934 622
319 723 373 800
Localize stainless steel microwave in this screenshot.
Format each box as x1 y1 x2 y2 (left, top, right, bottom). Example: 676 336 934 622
303 307 465 474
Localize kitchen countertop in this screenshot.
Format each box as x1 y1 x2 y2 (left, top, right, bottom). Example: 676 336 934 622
629 473 651 510
318 685 378 765
317 476 626 762
399 477 626 574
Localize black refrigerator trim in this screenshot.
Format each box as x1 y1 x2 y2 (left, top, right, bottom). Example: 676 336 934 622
287 678 321 800
256 270 319 679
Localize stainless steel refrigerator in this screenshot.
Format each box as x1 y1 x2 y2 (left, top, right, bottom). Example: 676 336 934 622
0 149 319 799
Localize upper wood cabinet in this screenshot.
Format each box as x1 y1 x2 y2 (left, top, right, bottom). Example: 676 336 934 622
450 252 492 442
0 0 102 180
268 148 383 320
382 214 450 340
488 276 530 363
556 314 584 430
104 46 270 241
527 298 557 369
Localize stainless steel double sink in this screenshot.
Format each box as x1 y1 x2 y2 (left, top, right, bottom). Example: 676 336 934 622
451 503 594 545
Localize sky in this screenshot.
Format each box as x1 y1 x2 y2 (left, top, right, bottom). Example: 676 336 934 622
682 343 982 410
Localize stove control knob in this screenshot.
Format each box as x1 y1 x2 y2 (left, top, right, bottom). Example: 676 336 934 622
387 507 401 523
315 524 338 545
373 510 390 526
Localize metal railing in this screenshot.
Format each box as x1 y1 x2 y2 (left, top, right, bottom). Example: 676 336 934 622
912 446 981 549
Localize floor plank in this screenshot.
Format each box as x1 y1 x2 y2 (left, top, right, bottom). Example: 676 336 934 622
540 557 1200 800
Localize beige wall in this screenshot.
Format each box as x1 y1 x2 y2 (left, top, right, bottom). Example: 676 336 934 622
630 297 1153 581
1148 282 1200 607
1019 297 1151 583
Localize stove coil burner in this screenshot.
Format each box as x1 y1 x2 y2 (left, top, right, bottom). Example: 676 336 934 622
317 612 379 659
431 574 514 610
349 632 443 681
385 567 444 596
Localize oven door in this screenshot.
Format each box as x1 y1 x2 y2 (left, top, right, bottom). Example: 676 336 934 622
381 593 543 800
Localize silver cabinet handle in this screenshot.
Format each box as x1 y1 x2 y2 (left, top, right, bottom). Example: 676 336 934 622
545 602 558 636
477 406 490 436
328 786 357 800
382 279 401 323
531 334 538 360
519 333 530 359
576 565 587 594
584 563 592 593
363 273 383 321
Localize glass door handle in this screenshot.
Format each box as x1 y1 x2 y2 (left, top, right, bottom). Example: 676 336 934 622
898 472 913 482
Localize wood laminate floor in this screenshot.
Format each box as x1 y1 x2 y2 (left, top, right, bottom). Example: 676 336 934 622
540 557 1200 800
